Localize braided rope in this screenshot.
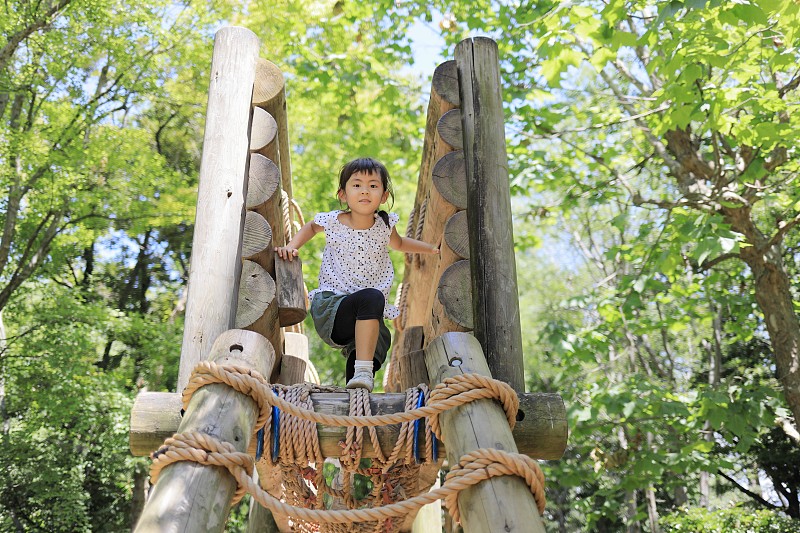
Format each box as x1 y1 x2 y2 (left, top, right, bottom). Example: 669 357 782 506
182 362 519 441
282 189 293 242
404 207 416 264
152 362 545 526
413 199 427 268
152 432 545 523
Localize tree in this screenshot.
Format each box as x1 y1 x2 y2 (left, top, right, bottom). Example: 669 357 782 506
411 0 799 528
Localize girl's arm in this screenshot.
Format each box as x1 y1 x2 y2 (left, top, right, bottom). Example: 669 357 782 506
389 227 439 254
275 220 323 261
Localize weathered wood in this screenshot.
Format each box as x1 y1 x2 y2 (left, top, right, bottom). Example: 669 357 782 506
409 477 443 533
177 27 259 392
284 331 319 385
248 160 284 277
400 61 460 333
456 37 525 391
246 503 281 533
242 210 273 263
251 332 310 532
135 329 276 532
437 260 473 330
403 150 466 340
129 390 566 460
275 257 307 326
252 58 292 199
397 326 428 390
437 109 463 150
444 210 469 259
277 355 307 385
236 260 277 329
247 300 283 384
247 153 281 209
432 150 467 210
424 332 545 532
250 106 278 153
432 59 460 107
424 278 470 345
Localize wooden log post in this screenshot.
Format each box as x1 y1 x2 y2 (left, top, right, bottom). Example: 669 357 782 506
135 329 276 532
424 259 472 343
437 109 463 150
250 107 278 153
129 389 566 461
252 59 293 199
425 332 546 532
393 60 460 356
177 26 260 392
456 37 525 392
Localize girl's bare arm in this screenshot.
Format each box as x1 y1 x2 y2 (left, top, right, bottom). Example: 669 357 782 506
275 220 323 261
389 227 439 254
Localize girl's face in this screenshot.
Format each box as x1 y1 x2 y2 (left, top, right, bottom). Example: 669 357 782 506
338 170 389 216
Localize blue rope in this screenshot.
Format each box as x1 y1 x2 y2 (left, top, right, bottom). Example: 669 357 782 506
255 427 265 461
271 388 280 463
413 390 425 463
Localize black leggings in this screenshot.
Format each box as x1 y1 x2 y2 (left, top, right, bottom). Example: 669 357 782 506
332 288 385 381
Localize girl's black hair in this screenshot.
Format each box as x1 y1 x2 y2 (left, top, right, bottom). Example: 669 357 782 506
338 157 395 227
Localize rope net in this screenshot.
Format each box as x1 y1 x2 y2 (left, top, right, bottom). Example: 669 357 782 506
150 361 546 530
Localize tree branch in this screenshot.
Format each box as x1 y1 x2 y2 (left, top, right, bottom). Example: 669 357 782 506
0 0 73 72
765 211 800 251
717 469 782 510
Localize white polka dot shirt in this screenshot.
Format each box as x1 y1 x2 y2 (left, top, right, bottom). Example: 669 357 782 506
308 210 400 319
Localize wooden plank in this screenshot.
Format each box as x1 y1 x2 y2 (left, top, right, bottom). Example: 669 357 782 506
456 37 525 391
424 332 545 532
177 26 260 391
135 329 276 532
275 257 306 326
129 391 566 461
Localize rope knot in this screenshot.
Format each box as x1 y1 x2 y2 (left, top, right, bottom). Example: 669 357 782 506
443 448 546 522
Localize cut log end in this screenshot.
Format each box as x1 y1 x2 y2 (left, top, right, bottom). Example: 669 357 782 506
235 260 277 328
253 58 285 107
432 150 467 210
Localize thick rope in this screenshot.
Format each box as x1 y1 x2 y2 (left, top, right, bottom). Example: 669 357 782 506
154 361 545 526
181 362 519 441
413 199 427 268
151 432 545 522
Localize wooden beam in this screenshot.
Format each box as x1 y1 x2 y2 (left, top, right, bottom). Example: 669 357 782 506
425 332 545 532
456 37 525 391
129 390 566 461
177 26 260 391
135 329 276 532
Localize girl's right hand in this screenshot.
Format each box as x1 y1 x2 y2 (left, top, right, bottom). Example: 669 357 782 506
275 246 299 261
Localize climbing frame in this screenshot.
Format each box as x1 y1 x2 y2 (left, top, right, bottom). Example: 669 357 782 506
130 26 567 533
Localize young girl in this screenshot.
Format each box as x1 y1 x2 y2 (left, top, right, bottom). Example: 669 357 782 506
275 157 439 391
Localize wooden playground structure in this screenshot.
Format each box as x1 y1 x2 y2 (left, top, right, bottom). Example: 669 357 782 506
129 26 568 533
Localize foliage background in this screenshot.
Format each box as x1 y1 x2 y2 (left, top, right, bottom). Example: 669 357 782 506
0 1 798 532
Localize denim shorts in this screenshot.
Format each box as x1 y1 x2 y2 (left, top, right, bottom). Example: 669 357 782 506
309 291 391 365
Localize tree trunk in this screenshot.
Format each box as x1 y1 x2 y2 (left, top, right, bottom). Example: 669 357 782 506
724 206 800 427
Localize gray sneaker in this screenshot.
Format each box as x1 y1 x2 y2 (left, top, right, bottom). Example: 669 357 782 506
346 371 374 392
